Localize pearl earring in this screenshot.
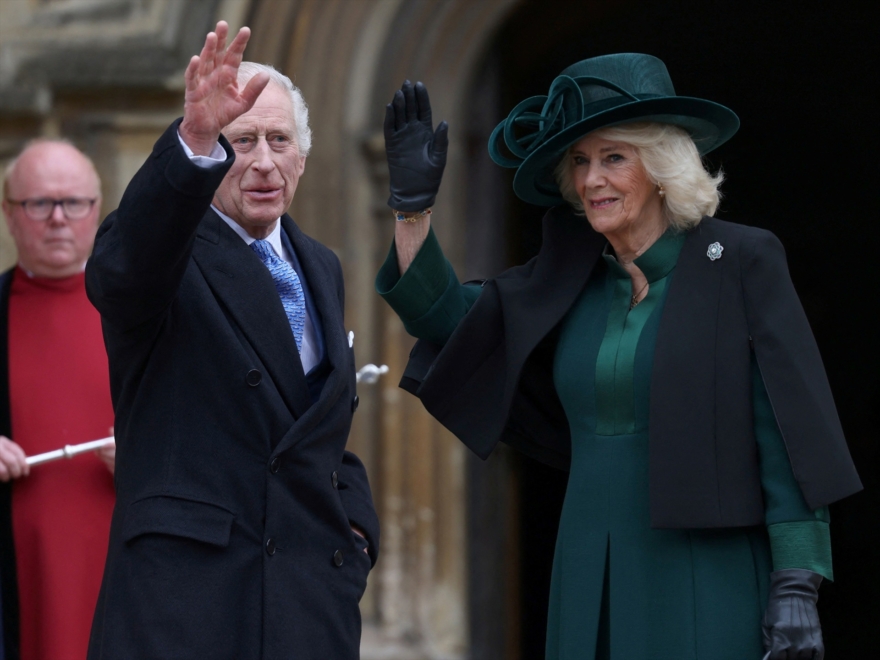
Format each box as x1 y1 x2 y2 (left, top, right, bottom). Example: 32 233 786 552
658 183 666 197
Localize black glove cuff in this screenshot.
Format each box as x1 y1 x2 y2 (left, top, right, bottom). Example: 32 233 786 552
768 569 823 602
387 192 437 213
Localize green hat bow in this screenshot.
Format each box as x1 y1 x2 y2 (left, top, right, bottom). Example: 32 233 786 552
489 74 641 168
487 53 740 206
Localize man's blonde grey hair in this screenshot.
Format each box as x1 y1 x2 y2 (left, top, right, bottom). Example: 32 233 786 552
554 122 723 231
237 62 312 157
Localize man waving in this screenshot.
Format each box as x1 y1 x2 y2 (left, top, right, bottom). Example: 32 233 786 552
86 23 378 659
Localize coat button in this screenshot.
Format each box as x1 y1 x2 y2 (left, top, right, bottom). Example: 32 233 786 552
270 457 280 474
246 369 262 387
331 471 339 489
266 539 276 556
333 550 344 567
351 395 359 412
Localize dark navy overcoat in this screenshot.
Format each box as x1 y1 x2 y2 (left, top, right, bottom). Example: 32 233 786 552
85 121 379 659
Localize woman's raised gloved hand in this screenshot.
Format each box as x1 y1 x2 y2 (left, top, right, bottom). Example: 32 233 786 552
762 569 824 659
383 80 448 212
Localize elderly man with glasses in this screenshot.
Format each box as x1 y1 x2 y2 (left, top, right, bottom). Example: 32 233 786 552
0 140 115 660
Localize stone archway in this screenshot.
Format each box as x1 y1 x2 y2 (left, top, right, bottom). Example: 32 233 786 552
244 1 520 656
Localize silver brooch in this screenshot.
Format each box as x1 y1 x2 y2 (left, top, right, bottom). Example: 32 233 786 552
707 242 724 261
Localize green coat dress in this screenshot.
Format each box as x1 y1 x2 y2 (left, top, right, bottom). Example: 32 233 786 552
377 227 832 660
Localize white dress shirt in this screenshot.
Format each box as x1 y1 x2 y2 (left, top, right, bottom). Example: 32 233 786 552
179 133 321 374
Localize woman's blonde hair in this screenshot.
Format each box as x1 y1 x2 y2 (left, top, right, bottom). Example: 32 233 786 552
554 122 723 230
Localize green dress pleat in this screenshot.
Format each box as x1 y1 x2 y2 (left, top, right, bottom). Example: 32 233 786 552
548 232 770 660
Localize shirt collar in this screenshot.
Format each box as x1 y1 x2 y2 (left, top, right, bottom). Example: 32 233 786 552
212 205 284 258
602 227 686 283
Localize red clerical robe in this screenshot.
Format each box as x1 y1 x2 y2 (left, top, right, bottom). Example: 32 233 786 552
7 267 115 660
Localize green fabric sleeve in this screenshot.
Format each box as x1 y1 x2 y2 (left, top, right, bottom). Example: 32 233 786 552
753 357 833 579
375 227 481 345
767 521 833 580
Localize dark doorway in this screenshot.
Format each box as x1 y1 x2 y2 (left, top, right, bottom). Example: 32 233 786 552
465 0 877 657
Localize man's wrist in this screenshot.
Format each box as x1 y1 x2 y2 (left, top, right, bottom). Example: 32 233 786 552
179 120 221 157
177 130 226 168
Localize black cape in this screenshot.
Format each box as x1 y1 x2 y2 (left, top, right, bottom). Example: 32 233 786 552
400 207 861 528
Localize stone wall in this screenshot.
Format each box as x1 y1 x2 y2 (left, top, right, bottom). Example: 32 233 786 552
0 0 251 269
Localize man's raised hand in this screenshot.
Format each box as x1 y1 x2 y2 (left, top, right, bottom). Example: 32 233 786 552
179 21 270 156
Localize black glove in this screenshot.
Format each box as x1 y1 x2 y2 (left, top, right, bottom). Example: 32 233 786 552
383 80 448 212
762 569 824 660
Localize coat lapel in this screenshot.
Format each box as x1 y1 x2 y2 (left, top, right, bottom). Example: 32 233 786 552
653 221 723 382
273 216 348 451
649 221 723 516
192 211 311 420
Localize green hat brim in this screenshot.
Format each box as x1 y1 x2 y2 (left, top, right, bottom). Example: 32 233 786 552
511 96 739 207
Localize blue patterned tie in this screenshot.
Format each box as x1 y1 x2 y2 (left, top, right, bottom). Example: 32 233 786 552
250 239 306 352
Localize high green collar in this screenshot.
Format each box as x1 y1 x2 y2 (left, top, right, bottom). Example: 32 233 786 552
602 228 686 283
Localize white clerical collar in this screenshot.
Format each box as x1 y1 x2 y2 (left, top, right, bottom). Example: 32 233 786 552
212 205 284 259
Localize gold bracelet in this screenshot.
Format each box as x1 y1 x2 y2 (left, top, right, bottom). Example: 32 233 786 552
393 208 432 223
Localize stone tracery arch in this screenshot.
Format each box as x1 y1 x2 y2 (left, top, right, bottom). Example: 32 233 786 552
245 1 520 656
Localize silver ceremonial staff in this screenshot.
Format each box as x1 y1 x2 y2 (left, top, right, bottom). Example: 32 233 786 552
25 437 114 467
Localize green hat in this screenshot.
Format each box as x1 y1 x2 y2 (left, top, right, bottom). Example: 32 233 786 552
488 53 739 206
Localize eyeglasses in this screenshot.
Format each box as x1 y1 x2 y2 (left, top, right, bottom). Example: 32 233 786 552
6 197 97 222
